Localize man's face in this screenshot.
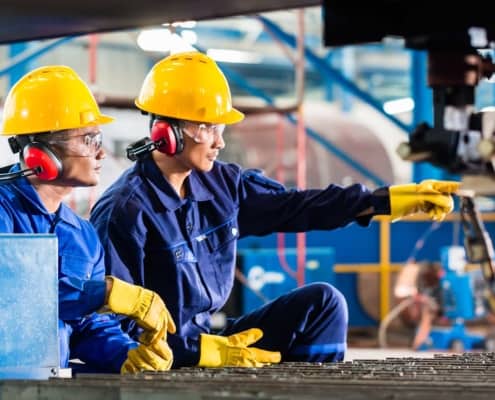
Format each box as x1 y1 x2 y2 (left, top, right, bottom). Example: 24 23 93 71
44 127 105 187
176 120 226 172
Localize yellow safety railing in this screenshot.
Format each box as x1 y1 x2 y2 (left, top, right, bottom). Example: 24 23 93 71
333 212 495 320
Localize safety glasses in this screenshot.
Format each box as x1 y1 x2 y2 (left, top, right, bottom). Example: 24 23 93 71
46 130 103 156
180 120 226 144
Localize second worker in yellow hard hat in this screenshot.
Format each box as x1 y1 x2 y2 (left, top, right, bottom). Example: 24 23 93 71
90 51 459 369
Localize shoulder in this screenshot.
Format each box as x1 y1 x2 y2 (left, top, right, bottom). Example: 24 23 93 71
211 161 243 180
92 166 146 220
241 168 286 192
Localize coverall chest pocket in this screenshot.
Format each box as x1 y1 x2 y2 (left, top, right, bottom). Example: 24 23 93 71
203 220 239 253
160 244 210 311
59 254 94 280
201 220 239 305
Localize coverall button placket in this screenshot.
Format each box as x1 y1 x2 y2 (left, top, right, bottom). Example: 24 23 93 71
186 222 193 233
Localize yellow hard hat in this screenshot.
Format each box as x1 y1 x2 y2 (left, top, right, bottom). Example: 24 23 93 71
1 65 114 135
135 51 244 125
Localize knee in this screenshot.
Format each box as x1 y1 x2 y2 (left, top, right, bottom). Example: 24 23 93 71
304 282 348 317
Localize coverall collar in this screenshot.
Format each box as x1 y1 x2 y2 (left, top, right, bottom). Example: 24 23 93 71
140 157 214 211
9 163 82 229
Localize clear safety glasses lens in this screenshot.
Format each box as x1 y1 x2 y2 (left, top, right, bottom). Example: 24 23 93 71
47 131 103 156
181 121 225 144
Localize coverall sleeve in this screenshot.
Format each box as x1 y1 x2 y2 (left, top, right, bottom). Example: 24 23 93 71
0 202 13 231
69 312 137 373
58 240 107 320
65 241 137 372
237 168 390 237
0 202 107 320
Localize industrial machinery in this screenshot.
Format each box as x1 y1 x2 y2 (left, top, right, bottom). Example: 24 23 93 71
379 242 494 352
323 0 495 340
0 235 68 379
417 245 488 351
323 0 495 176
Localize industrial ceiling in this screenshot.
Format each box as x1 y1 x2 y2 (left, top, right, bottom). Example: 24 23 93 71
0 0 320 44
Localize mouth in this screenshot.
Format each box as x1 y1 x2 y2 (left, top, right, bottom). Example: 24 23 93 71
207 153 218 162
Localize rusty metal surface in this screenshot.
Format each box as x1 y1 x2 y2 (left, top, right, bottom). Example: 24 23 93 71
2 353 495 399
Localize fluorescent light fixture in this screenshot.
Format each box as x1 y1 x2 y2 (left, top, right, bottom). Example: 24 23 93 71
162 20 197 28
206 49 263 64
137 28 196 53
481 106 495 112
383 97 414 115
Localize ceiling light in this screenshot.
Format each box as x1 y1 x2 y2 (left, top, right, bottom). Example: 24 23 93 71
383 97 414 115
206 49 263 64
137 28 196 53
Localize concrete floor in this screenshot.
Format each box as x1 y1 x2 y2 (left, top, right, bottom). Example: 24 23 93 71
345 347 439 361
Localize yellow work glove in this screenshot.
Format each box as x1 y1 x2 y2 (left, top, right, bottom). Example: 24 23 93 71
198 328 281 368
389 179 460 222
105 276 176 343
121 333 173 374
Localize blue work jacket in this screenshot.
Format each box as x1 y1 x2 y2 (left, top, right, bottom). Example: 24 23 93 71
90 157 390 367
0 164 136 372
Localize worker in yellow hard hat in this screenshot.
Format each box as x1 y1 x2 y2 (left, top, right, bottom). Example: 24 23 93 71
90 51 459 369
0 65 175 374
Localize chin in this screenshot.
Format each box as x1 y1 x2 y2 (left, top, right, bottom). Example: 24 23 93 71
201 163 215 172
75 178 99 187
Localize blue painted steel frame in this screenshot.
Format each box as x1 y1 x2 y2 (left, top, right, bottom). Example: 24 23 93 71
410 50 455 181
1 36 74 90
256 15 412 134
195 41 389 187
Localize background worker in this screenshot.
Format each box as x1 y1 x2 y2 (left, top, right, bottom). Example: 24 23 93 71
90 51 459 369
0 65 174 373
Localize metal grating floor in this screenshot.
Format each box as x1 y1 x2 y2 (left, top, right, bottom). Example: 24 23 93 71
2 352 495 399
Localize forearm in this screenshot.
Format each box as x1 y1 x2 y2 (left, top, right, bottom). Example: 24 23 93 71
70 313 138 373
59 277 107 320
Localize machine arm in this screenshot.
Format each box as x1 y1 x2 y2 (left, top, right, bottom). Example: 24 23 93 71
460 195 495 311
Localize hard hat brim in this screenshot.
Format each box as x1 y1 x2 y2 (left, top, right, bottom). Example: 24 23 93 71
96 114 115 126
215 108 245 125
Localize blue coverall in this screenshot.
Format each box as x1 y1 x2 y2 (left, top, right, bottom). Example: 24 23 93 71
90 157 390 367
0 164 136 372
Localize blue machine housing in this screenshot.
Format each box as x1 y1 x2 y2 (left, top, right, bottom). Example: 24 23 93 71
0 234 60 379
238 246 376 327
417 246 487 351
238 218 495 329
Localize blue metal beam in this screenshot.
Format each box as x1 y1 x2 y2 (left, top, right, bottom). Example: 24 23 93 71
211 56 388 186
0 36 75 85
410 50 455 181
256 15 412 134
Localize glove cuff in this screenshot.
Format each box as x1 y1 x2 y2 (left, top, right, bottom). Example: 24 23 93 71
198 334 226 367
106 276 141 316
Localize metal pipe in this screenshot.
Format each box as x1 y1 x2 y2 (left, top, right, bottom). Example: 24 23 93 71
295 9 306 288
276 115 297 280
88 34 99 85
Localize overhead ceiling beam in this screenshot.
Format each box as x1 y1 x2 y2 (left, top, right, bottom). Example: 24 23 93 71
0 0 321 44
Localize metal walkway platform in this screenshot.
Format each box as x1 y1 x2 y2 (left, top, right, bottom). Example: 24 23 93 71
2 352 495 399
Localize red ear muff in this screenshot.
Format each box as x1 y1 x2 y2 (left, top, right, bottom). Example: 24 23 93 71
150 119 184 156
22 142 63 181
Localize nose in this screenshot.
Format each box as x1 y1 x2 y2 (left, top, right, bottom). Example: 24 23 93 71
213 132 225 150
96 146 106 160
